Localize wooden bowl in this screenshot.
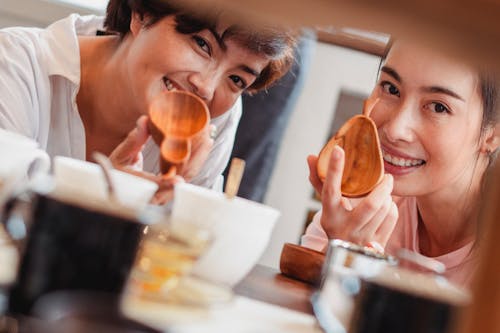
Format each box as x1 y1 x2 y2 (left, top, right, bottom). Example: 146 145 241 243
148 91 210 176
279 243 326 286
317 115 384 197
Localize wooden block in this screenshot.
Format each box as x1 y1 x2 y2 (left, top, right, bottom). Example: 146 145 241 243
279 243 326 286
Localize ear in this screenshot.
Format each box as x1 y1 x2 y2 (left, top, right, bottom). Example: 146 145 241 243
130 11 144 37
481 124 500 155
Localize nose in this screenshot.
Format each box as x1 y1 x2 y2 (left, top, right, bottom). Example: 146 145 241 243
379 99 417 144
187 71 217 102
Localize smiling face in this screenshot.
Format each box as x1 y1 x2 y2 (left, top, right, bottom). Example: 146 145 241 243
368 41 493 198
124 14 271 118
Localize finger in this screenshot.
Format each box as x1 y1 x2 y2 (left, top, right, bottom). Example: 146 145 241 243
180 133 213 181
352 174 394 227
375 201 399 246
151 190 174 205
110 116 150 165
151 175 185 204
340 197 353 211
158 175 184 188
307 155 323 195
358 195 393 242
321 145 345 213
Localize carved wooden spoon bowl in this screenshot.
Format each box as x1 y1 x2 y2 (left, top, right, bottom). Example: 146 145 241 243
317 114 384 197
148 91 210 176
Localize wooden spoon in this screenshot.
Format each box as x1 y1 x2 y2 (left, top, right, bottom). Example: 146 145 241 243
148 91 210 177
317 98 383 197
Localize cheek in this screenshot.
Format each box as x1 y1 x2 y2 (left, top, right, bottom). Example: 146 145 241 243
424 129 473 171
209 90 239 118
370 104 392 128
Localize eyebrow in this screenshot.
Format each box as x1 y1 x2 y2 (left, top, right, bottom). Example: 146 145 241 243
209 28 227 51
423 86 465 101
239 65 260 77
381 66 465 101
208 28 260 78
381 66 402 83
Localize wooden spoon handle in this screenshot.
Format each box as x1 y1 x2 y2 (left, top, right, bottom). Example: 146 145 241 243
225 158 245 199
362 97 380 117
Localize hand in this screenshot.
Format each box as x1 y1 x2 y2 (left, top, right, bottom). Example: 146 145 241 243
176 124 215 182
317 145 399 249
109 115 183 205
109 115 150 169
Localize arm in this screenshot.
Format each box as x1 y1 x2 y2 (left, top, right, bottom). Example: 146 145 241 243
0 31 41 138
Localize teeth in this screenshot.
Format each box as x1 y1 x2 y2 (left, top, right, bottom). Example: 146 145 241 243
382 151 424 167
163 77 176 91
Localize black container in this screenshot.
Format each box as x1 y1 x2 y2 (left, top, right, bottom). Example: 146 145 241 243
349 267 469 333
2 192 146 314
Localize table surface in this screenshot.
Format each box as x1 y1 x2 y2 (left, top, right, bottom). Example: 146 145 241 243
2 263 316 332
235 264 315 314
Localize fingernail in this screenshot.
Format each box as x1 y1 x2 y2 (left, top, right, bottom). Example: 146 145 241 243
332 145 342 160
136 115 146 127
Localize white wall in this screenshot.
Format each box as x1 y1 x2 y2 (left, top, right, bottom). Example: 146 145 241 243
259 42 381 268
0 0 103 28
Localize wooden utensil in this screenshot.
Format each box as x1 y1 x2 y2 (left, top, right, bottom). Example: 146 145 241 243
224 157 246 199
317 98 383 197
148 91 210 177
279 243 326 286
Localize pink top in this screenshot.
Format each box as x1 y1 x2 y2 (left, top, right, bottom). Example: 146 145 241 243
301 196 477 287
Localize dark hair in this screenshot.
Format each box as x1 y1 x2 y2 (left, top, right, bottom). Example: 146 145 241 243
478 73 499 133
104 0 296 91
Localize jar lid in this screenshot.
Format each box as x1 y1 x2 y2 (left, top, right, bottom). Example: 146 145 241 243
329 239 396 263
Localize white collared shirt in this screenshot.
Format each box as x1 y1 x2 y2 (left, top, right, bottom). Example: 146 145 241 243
0 14 241 190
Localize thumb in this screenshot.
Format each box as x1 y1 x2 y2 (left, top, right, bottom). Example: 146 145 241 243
110 116 150 165
321 145 345 211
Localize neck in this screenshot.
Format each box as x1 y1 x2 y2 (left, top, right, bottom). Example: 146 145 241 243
77 35 138 159
416 161 487 257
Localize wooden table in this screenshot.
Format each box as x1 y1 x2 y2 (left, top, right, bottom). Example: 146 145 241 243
235 264 315 315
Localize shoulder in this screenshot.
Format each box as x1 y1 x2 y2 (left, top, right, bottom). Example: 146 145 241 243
0 26 44 63
0 27 49 135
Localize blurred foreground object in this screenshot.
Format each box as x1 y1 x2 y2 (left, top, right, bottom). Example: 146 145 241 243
456 161 500 333
176 0 500 74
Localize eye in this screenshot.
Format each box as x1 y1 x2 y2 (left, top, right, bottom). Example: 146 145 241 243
193 35 211 55
229 75 247 89
381 81 400 97
428 102 450 114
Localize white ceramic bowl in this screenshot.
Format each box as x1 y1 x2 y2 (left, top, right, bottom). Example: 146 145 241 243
171 182 280 287
53 156 158 210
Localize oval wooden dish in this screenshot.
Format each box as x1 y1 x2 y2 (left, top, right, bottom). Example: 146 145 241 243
148 91 210 176
317 114 384 198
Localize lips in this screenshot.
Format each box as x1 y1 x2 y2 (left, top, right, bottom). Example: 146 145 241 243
381 144 426 170
382 151 425 167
